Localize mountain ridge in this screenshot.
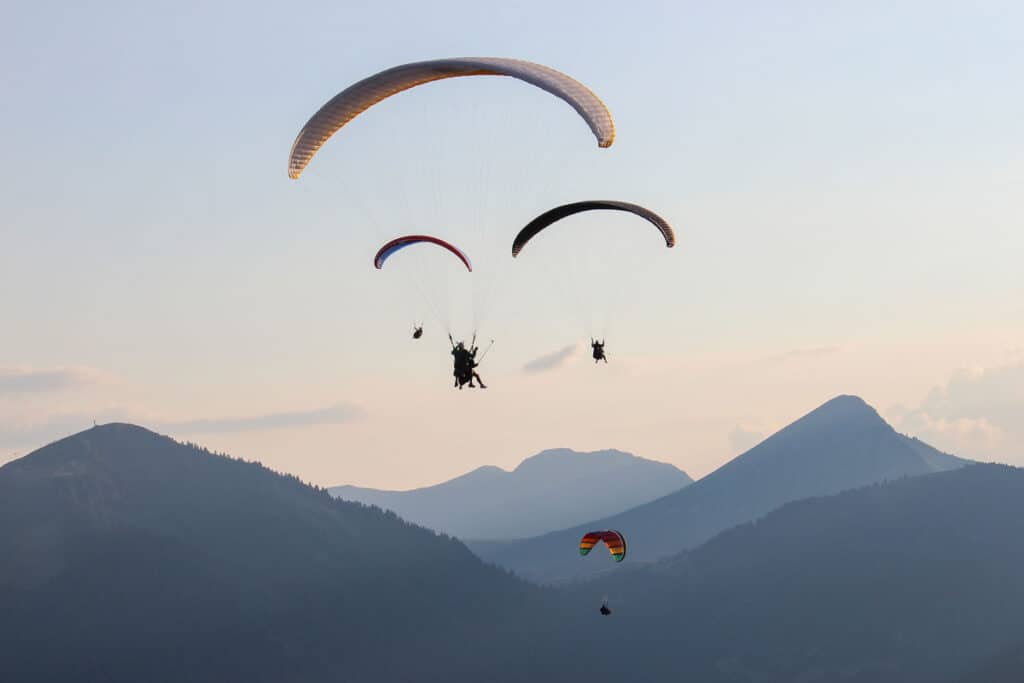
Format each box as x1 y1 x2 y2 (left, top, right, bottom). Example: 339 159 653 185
468 395 970 582
0 423 548 682
556 462 1024 683
331 447 692 540
0 420 1016 683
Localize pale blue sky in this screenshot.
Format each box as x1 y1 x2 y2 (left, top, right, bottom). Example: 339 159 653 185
2 1 1022 486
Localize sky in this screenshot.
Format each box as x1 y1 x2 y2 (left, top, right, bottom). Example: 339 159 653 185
2 0 1022 489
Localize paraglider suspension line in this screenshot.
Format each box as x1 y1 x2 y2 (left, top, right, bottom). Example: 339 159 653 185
477 339 495 363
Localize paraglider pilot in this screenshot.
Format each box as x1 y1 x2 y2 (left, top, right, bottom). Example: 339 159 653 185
412 325 423 340
600 599 611 616
591 339 607 364
450 337 487 389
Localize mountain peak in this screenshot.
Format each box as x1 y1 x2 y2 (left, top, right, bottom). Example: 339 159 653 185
67 422 160 441
512 448 639 474
2 423 171 476
816 393 872 412
470 394 968 583
807 394 879 420
785 394 886 432
333 447 691 540
711 394 933 482
0 424 538 682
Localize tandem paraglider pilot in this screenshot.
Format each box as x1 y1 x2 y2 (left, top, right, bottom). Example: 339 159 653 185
450 338 487 390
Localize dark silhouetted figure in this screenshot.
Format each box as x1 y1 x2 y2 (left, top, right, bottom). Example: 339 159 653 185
451 338 487 389
467 343 487 389
591 339 607 364
452 341 471 389
412 325 423 339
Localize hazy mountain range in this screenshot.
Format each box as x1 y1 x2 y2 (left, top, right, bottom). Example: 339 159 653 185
957 640 1024 683
469 395 969 582
0 425 545 682
2 396 1017 682
330 448 692 539
553 462 1024 682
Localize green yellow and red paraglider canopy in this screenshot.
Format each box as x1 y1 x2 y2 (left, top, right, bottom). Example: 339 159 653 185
579 530 626 562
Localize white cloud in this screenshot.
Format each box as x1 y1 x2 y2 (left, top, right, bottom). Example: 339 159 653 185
921 363 1024 429
0 408 135 451
0 367 106 395
897 409 1003 458
891 361 1024 464
522 344 577 374
0 403 365 458
728 425 765 454
160 403 365 435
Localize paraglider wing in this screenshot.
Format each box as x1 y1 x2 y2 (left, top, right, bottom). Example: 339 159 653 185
511 201 676 257
374 235 473 272
288 57 615 179
579 530 627 562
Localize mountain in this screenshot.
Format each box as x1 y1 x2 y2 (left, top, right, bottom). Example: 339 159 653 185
955 640 1024 683
555 463 1024 683
0 423 1017 683
0 424 549 683
469 395 970 582
331 448 692 539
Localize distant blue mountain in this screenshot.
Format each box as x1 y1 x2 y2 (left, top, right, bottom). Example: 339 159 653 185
469 395 971 582
560 462 1024 683
0 417 1015 683
956 638 1024 683
330 448 692 540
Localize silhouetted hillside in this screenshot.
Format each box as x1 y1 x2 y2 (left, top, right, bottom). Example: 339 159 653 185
0 424 1018 683
0 424 546 683
954 639 1024 683
331 448 691 539
470 395 969 582
557 463 1024 683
